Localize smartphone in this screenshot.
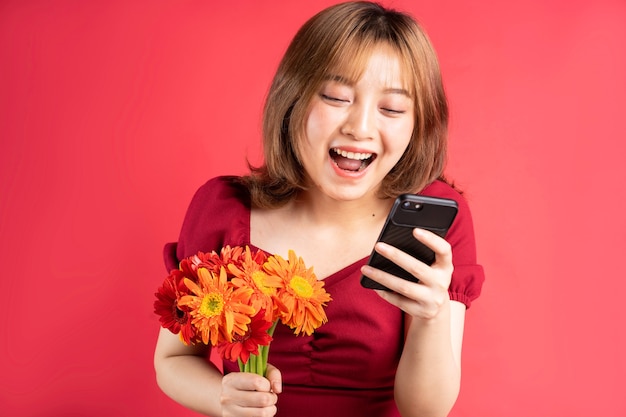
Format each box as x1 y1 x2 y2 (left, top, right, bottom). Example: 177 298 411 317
360 194 458 290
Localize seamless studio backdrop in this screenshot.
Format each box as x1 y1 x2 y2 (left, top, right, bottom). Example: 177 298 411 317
1 0 625 416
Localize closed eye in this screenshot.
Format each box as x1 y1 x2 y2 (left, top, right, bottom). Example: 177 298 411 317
381 107 406 115
321 94 350 103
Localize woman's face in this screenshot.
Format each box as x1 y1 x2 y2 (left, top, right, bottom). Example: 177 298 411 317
300 45 415 203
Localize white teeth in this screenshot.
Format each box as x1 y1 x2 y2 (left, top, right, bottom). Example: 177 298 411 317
332 148 372 160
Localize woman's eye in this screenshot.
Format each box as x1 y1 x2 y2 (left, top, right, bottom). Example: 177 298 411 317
321 94 349 103
381 107 406 115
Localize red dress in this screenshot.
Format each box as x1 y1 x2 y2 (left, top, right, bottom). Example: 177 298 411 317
164 176 484 417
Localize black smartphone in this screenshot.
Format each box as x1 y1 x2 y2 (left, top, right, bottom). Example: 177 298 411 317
360 194 458 290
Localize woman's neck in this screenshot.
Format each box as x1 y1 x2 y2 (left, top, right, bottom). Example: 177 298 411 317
289 189 394 230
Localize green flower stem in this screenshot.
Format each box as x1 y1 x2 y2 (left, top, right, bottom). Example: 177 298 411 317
261 320 279 376
238 320 280 376
256 348 263 375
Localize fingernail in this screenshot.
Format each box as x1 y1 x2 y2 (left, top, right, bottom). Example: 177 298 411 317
273 381 282 393
375 242 390 252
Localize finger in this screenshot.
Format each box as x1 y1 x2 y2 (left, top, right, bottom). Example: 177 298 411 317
361 263 452 319
224 370 271 393
412 228 452 268
371 240 432 284
375 287 427 312
365 232 452 289
221 373 279 414
266 364 282 394
376 287 451 321
361 263 427 299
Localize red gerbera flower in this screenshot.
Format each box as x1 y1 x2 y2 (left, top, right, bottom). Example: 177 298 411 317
189 246 246 275
217 310 274 364
179 254 206 280
154 270 195 342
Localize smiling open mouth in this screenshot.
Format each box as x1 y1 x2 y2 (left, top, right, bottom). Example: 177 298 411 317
330 148 376 172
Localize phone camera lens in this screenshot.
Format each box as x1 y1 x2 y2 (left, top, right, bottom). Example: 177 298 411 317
402 201 411 209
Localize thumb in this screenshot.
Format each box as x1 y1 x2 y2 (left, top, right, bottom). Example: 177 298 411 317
265 363 282 394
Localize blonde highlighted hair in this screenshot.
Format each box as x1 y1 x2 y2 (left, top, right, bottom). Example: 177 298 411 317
242 1 449 208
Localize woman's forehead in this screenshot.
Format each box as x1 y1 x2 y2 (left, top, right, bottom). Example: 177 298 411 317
323 43 414 95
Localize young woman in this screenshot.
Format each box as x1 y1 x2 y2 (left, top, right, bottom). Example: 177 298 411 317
154 2 484 416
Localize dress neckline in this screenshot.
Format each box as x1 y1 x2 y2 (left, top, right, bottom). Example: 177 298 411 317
243 202 369 287
245 241 369 287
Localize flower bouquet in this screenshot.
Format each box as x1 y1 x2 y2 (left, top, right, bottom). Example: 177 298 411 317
154 245 332 376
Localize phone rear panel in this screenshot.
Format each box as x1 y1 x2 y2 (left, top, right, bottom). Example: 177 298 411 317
360 194 458 290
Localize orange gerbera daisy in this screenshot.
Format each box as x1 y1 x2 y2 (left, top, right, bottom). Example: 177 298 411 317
264 250 332 336
179 266 255 346
229 247 283 322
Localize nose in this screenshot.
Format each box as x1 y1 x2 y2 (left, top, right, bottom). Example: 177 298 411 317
340 102 375 140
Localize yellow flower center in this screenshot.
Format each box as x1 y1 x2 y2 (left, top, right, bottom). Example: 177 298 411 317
252 271 274 295
289 275 313 298
199 292 224 317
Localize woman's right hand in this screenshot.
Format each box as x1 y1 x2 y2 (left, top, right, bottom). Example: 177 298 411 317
155 328 281 416
220 364 283 417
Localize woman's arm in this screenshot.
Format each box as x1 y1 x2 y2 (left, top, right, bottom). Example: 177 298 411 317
154 328 283 417
154 328 226 415
394 301 465 417
360 227 466 417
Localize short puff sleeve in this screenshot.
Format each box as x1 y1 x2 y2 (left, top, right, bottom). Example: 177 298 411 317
163 176 250 272
420 181 485 308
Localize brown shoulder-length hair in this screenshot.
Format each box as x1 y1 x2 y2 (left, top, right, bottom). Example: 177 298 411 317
241 1 449 208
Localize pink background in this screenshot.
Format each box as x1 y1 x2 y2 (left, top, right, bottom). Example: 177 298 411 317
1 0 625 415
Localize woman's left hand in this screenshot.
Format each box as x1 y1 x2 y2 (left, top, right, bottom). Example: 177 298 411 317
360 227 453 321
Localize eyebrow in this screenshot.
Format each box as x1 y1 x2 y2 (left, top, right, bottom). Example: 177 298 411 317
323 74 411 97
383 87 411 97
